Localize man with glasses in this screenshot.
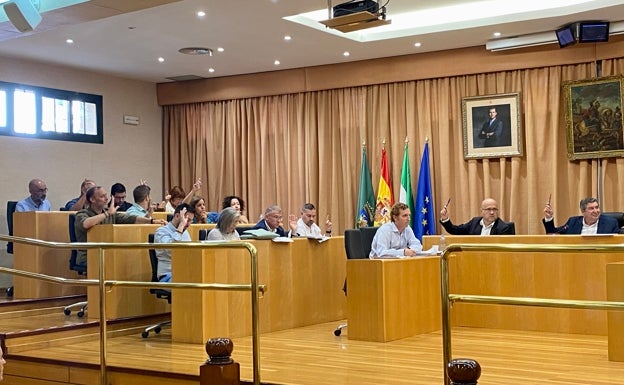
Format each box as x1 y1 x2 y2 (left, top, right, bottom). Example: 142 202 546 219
16 179 51 212
439 198 515 235
110 183 132 212
252 205 297 237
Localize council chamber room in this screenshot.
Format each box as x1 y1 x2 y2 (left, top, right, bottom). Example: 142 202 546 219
1 1 624 384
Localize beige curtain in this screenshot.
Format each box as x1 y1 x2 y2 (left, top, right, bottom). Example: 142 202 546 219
164 60 624 234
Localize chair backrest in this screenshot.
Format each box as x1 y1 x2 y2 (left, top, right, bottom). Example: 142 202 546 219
68 214 86 275
602 212 624 232
148 233 171 303
344 229 366 260
198 229 208 240
6 200 17 254
359 226 379 258
507 221 516 235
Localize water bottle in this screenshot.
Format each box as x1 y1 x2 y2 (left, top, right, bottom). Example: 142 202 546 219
439 233 446 253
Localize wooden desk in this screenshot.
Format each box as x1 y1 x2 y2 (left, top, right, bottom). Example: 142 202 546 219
87 224 169 320
84 223 248 320
13 211 85 299
423 235 624 335
607 262 624 361
346 257 441 342
171 237 347 343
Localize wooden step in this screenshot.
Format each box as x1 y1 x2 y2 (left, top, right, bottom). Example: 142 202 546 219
0 294 87 315
3 313 171 353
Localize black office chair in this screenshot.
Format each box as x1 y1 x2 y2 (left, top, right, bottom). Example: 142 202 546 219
5 200 17 297
359 226 379 258
64 214 88 317
602 212 624 234
6 200 17 254
198 229 208 240
142 233 172 338
334 228 370 336
505 221 516 235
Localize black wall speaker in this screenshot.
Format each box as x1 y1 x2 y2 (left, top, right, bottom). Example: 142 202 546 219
556 24 577 48
578 21 609 43
3 0 42 33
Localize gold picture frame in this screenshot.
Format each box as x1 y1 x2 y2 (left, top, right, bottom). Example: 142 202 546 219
562 75 624 160
462 92 523 159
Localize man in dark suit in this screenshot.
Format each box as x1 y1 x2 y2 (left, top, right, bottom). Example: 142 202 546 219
439 198 515 235
478 107 504 147
542 197 620 234
252 205 297 237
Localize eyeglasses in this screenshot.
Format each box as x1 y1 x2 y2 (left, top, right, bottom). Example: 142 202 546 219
35 188 48 193
481 207 498 212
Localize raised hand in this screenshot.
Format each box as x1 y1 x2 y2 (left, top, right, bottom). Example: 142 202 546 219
325 214 332 233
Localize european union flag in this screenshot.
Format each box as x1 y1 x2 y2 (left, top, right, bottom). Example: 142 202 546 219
414 143 435 240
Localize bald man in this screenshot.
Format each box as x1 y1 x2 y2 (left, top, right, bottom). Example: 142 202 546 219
16 178 51 212
439 198 515 235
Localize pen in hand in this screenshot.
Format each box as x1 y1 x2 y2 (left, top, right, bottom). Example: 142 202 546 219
547 193 551 206
443 198 451 210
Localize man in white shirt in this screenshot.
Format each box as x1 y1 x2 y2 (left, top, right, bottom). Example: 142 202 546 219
295 203 332 237
369 202 422 258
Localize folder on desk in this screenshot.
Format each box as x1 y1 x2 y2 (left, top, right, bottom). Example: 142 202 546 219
240 229 280 239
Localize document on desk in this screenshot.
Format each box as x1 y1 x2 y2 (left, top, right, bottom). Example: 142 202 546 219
272 237 294 243
305 235 330 243
415 246 440 256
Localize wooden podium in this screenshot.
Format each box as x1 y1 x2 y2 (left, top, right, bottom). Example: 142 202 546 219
171 237 347 343
346 256 441 342
13 211 85 299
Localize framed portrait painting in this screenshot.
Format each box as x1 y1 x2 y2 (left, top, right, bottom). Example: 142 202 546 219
461 92 523 159
562 75 624 160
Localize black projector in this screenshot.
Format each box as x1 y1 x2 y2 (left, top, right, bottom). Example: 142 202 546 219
333 0 379 18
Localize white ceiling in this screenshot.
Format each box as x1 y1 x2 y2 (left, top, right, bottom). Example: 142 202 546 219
0 0 623 84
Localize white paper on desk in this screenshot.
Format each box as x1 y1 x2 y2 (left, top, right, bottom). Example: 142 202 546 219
272 237 294 243
415 246 439 256
316 236 330 243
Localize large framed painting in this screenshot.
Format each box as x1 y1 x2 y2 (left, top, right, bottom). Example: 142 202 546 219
462 92 523 159
563 75 624 160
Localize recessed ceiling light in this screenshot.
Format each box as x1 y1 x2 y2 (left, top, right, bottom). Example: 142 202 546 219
274 60 281 65
178 47 213 56
343 51 350 57
208 68 215 73
493 32 501 37
197 11 206 17
284 35 291 41
66 39 74 44
158 57 165 63
217 47 224 52
414 42 421 47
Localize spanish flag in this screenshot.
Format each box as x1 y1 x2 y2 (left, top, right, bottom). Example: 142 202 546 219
374 147 394 226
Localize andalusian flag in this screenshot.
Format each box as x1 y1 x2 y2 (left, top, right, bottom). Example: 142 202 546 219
414 143 435 240
374 147 394 226
355 145 375 228
399 141 415 228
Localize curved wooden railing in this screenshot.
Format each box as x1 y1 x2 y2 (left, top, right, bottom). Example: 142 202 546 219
440 242 624 385
0 234 264 385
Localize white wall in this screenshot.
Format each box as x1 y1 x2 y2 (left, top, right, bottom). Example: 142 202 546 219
0 56 163 287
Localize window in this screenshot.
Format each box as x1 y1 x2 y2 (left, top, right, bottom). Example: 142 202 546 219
0 81 103 144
